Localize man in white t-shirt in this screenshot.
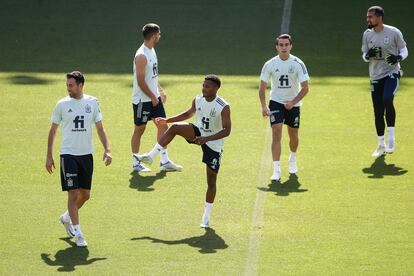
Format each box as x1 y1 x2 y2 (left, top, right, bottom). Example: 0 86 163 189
136 75 231 228
131 23 181 173
46 71 112 247
259 34 310 181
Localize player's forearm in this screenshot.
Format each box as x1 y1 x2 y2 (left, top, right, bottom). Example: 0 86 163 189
46 129 57 156
166 111 194 123
97 128 111 152
291 87 309 106
138 79 157 100
259 88 267 107
204 128 231 142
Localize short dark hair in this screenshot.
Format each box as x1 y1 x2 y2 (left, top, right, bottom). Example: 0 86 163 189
276 34 292 45
368 6 384 18
66 71 84 85
142 23 160 40
205 74 221 88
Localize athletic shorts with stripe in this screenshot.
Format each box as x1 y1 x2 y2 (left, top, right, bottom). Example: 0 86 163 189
132 97 166 126
371 72 400 109
186 124 222 173
60 154 93 191
268 100 300 128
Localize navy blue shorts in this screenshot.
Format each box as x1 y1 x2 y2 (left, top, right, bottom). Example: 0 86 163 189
133 97 166 125
186 124 222 173
268 100 300 128
60 154 93 191
371 72 400 105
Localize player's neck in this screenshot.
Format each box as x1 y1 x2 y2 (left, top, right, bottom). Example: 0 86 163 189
373 23 384 32
279 53 290 60
144 40 154 49
205 95 216 102
70 92 84 100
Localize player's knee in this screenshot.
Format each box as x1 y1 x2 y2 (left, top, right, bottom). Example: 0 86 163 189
133 125 146 136
168 123 180 134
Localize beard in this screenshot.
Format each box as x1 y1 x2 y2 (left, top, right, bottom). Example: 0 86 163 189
367 23 376 29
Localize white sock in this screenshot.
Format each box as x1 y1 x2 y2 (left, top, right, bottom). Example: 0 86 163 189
149 143 164 160
73 224 82 236
378 136 385 147
202 202 213 222
273 161 280 174
62 210 70 222
387 127 395 142
160 148 169 164
289 152 297 162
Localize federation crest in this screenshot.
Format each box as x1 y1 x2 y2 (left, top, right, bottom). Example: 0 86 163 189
67 178 73 187
142 115 148 122
85 104 91 113
288 65 295 74
384 36 390 45
210 108 217 117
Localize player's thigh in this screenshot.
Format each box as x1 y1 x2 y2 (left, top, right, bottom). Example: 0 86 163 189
287 125 299 139
60 155 80 191
170 122 197 141
201 144 221 173
285 107 300 128
370 79 384 107
271 123 283 140
133 102 152 126
383 74 400 103
76 154 93 190
268 100 285 126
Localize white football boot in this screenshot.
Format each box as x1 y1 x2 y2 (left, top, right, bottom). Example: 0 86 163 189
59 215 75 238
160 160 183 172
372 145 386 157
75 234 88 247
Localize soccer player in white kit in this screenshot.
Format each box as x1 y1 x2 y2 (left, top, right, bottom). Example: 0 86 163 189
137 75 231 228
46 71 112 247
259 34 310 181
361 6 408 157
131 23 181 172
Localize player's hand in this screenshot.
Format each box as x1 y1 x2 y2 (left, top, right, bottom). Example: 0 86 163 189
262 106 271 117
103 151 112 166
284 101 294 110
151 97 159 107
155 117 167 125
160 91 167 103
365 47 381 59
45 155 55 174
194 136 208 145
385 53 402 65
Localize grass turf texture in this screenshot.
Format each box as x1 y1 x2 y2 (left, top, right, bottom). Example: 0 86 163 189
1 0 414 274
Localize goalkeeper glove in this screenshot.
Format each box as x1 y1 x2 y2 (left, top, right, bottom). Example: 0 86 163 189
385 54 402 65
365 47 381 59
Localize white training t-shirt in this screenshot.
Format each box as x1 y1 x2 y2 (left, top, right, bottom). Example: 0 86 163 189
195 95 229 153
260 54 310 107
132 43 160 104
51 94 102 155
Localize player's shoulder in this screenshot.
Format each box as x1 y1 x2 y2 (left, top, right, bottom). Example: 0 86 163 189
56 96 71 105
384 24 402 34
363 28 373 35
215 95 229 107
83 94 99 105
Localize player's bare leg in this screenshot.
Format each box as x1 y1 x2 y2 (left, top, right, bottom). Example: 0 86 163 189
131 124 150 172
287 126 299 173
201 167 217 228
67 189 87 246
270 123 283 180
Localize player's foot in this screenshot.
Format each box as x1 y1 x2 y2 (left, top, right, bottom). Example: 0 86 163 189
372 145 385 157
132 162 151 173
59 215 75 238
200 215 209 228
134 153 153 165
75 234 87 247
160 160 183 172
385 141 395 153
288 161 298 174
270 171 281 181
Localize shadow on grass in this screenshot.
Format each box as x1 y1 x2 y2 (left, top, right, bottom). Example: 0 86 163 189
40 238 106 272
362 155 408 178
258 174 308 196
129 171 167 191
131 228 228 254
8 74 52 85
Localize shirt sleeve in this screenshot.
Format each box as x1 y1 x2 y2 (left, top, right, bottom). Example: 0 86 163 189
395 29 407 50
93 99 103 122
51 102 62 124
297 61 310 83
361 31 369 53
260 62 271 82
